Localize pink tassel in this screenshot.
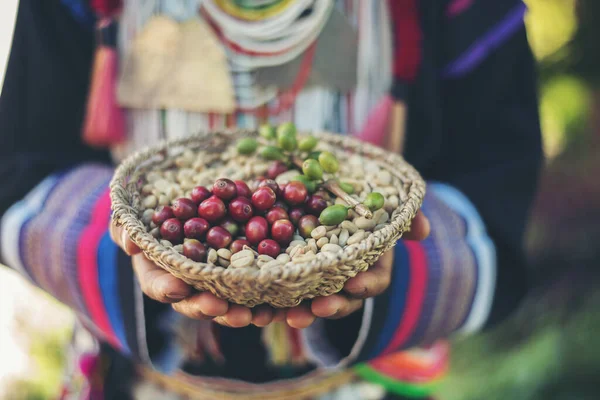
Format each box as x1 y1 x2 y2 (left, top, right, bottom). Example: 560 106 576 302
82 19 126 148
355 95 394 147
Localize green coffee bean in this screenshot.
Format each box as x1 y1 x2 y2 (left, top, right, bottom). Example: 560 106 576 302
363 192 385 211
302 159 323 181
236 138 258 154
277 122 296 139
261 146 285 161
291 175 317 193
318 151 339 173
319 205 348 226
298 136 318 152
339 181 354 194
259 124 276 140
278 134 297 152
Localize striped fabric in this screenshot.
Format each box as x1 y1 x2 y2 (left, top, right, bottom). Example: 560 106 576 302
301 185 496 398
0 164 176 371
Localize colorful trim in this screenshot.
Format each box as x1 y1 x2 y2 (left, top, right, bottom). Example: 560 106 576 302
354 364 440 398
389 0 422 82
443 2 527 77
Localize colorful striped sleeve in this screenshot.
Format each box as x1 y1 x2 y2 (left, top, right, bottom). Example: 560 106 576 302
300 182 496 368
0 164 178 373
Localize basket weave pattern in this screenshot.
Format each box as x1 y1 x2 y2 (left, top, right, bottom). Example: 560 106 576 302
110 130 425 307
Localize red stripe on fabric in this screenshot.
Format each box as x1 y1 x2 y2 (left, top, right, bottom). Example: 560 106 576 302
369 345 449 382
446 0 474 17
77 189 121 349
382 241 428 354
389 0 422 82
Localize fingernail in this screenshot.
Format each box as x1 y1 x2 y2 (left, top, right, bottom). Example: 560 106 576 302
167 293 187 300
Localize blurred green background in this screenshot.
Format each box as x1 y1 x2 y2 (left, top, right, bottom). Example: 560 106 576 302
4 0 600 398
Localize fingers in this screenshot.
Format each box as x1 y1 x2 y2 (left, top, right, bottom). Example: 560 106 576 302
286 303 316 329
214 304 253 328
311 295 363 319
132 253 192 302
251 305 274 327
172 292 229 320
110 222 141 256
343 250 393 299
403 211 430 241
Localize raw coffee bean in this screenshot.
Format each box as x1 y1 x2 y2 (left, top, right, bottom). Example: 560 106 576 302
160 240 173 247
142 184 154 195
183 240 207 262
318 151 339 174
347 230 365 245
259 124 277 140
374 209 389 225
306 238 318 254
363 192 385 211
292 251 316 263
340 220 358 234
237 138 258 154
276 253 291 263
218 257 230 268
230 249 255 268
339 229 349 246
257 254 275 267
289 245 304 258
374 224 387 231
207 248 218 264
322 243 342 253
217 248 232 261
173 244 184 254
142 209 154 225
302 159 323 181
310 226 327 240
354 216 377 231
150 227 160 238
316 237 329 248
329 234 339 245
261 259 284 269
384 195 399 212
326 228 341 238
318 205 348 226
298 135 318 152
143 195 158 209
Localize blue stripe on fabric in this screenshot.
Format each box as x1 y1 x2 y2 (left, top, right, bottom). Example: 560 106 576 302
368 240 411 358
61 0 97 28
98 231 131 355
443 2 527 77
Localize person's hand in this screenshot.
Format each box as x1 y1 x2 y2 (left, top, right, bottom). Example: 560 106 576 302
284 210 431 329
110 210 430 329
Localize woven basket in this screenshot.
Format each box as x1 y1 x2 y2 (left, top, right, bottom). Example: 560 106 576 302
110 129 425 308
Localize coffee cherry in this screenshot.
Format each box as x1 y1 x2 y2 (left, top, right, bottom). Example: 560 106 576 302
266 207 289 225
298 135 318 152
259 124 276 140
291 175 316 193
237 138 258 155
213 178 237 200
183 217 210 240
277 122 296 139
219 218 240 237
245 216 269 245
183 239 207 262
206 226 232 249
298 215 319 238
302 159 323 181
261 146 285 161
228 197 254 222
363 192 385 211
267 161 288 179
273 200 289 212
191 186 212 205
283 181 308 205
271 220 295 245
198 196 227 223
258 239 281 258
289 208 305 225
305 195 328 216
160 218 183 243
251 187 276 211
319 205 348 226
152 205 174 226
258 179 281 197
172 198 197 220
318 151 339 173
230 239 251 254
338 181 354 194
234 180 251 198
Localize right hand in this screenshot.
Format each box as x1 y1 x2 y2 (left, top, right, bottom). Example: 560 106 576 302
109 222 279 328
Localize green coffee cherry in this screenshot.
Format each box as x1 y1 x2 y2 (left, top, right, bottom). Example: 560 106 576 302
259 124 276 140
319 205 348 225
298 136 318 152
261 146 285 161
339 181 354 194
278 134 297 152
318 151 339 173
236 138 258 155
277 122 296 139
363 192 385 211
302 159 323 181
291 175 317 193
307 151 322 160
